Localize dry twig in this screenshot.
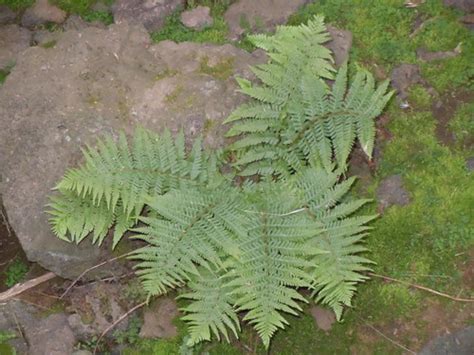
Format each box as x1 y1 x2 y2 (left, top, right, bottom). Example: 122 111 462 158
0 272 56 303
369 272 474 302
60 252 133 299
93 301 147 355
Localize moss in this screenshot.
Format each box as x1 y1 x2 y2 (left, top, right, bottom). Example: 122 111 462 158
449 102 474 150
0 0 33 10
199 56 235 80
408 84 432 110
165 85 184 104
38 301 67 318
154 69 178 81
151 6 229 45
40 40 57 49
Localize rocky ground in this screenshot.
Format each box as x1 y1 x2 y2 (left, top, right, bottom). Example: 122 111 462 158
0 0 473 354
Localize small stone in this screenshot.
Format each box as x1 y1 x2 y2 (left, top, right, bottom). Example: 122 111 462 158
376 175 411 212
391 64 422 101
180 6 213 31
140 298 179 339
310 306 336 332
21 0 67 28
443 0 474 13
466 157 474 172
326 26 353 67
0 5 17 25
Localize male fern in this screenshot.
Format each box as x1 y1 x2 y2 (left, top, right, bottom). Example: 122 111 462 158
48 15 391 349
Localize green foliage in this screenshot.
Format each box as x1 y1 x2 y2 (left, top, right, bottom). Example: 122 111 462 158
48 127 223 248
82 10 114 25
51 0 96 15
449 102 474 150
49 17 388 349
114 316 142 345
0 63 14 85
151 7 229 45
4 258 28 287
225 17 392 175
0 0 33 10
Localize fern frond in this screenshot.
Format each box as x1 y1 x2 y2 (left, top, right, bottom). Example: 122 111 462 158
49 128 222 246
180 268 240 346
291 168 375 320
228 182 322 348
130 184 247 296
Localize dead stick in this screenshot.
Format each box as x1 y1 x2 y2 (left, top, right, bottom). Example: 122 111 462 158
0 272 56 302
93 301 147 355
369 272 474 302
60 252 133 299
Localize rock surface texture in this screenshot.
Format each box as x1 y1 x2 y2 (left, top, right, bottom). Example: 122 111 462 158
0 24 31 68
224 0 310 40
180 5 213 30
0 5 16 25
0 22 265 278
376 175 411 212
443 0 474 12
21 0 67 28
140 298 179 338
112 0 185 31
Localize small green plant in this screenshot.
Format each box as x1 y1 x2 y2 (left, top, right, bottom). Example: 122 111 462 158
48 16 390 349
0 0 33 10
4 258 28 287
114 316 142 345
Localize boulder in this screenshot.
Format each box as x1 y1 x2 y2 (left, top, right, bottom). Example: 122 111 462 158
0 5 17 25
419 326 474 355
112 0 185 32
21 0 67 28
310 306 336 332
180 5 213 30
0 24 31 69
224 0 310 40
0 22 265 278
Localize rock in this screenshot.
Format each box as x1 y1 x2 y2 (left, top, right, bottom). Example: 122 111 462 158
417 44 461 61
326 25 353 67
443 0 474 13
466 157 474 171
140 298 179 338
419 326 474 355
376 175 411 212
21 0 67 28
0 5 17 25
310 306 336 332
0 24 31 69
62 15 89 31
68 282 129 336
0 301 75 355
33 29 61 46
390 63 422 101
224 0 310 40
0 21 264 278
180 6 213 30
27 313 76 355
112 0 185 32
91 1 111 13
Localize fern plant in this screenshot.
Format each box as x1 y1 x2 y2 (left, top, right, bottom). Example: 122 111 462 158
48 15 391 349
225 16 392 176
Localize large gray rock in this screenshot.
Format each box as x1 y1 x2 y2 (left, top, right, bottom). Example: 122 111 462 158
0 22 265 278
140 298 179 338
224 0 310 40
112 0 185 31
326 25 352 67
21 0 67 28
0 24 31 68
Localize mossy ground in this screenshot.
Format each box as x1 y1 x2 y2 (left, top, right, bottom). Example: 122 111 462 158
122 0 473 353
